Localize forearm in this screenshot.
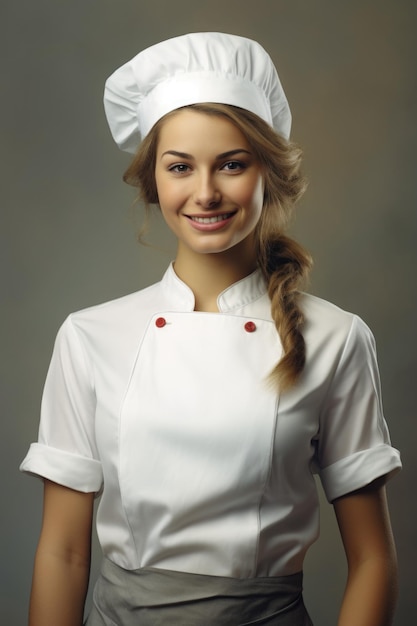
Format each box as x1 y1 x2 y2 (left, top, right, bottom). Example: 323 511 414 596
337 555 398 626
29 548 90 626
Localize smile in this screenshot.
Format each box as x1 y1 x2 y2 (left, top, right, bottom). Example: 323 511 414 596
189 213 235 224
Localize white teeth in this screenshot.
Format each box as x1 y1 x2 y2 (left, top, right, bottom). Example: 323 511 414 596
191 214 231 224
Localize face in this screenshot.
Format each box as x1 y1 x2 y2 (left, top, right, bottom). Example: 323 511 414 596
154 109 264 258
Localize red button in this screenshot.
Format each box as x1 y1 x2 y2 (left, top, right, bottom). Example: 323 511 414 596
244 321 256 333
155 317 166 328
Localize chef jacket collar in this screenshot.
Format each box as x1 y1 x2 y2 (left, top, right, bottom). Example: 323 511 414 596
163 263 267 313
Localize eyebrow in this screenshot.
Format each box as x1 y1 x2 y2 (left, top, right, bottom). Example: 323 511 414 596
161 148 252 160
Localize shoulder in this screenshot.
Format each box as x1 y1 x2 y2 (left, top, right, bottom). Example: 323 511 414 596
69 279 164 326
299 292 375 362
301 292 354 327
54 278 168 355
300 292 372 334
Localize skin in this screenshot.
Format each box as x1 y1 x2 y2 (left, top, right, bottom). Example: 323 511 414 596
154 109 264 311
28 110 398 625
334 479 398 626
29 480 94 626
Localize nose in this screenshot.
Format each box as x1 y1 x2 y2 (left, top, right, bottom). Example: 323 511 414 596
193 173 221 209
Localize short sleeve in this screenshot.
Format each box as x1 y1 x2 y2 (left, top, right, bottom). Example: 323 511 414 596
316 315 401 502
19 316 103 493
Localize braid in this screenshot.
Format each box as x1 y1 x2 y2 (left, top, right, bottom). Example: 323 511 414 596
257 235 312 391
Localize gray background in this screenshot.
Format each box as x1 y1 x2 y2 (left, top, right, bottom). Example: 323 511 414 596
2 1 416 624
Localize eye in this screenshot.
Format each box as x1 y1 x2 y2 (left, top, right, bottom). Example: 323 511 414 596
221 160 246 172
168 163 191 174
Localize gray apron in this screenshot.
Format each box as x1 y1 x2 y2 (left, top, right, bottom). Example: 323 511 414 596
85 558 313 625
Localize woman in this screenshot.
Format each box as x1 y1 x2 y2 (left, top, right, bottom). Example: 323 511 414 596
21 33 401 625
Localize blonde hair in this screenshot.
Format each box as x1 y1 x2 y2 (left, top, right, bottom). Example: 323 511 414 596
123 103 312 391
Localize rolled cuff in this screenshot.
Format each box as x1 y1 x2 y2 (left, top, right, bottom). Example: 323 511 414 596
319 444 402 502
19 443 103 494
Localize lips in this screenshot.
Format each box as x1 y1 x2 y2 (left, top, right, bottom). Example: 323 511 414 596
184 211 237 232
189 212 235 224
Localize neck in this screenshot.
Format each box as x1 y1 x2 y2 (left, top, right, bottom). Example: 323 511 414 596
173 242 258 312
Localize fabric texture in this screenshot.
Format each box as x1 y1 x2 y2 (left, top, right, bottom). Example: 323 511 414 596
84 559 313 626
104 32 291 152
20 264 401 578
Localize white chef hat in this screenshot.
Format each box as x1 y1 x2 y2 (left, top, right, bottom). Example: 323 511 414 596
104 32 291 154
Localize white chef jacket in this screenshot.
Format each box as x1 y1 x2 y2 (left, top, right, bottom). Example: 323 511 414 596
20 264 401 578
